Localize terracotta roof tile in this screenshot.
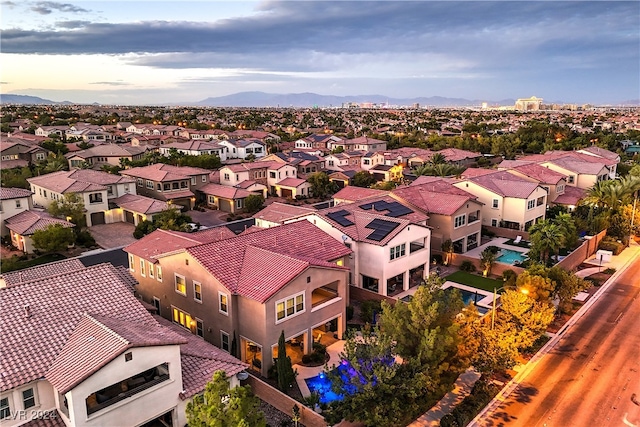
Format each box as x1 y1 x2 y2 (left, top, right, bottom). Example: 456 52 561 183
21 411 66 427
553 186 586 205
462 170 540 198
392 181 480 215
253 202 315 224
113 193 173 215
507 163 567 184
0 258 85 287
276 177 307 187
122 164 211 181
4 210 74 235
0 187 33 200
199 183 252 199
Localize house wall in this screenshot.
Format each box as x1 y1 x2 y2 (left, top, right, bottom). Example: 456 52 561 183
0 380 57 427
266 165 297 188
454 181 504 228
65 345 182 427
429 202 483 253
0 196 32 236
219 168 249 187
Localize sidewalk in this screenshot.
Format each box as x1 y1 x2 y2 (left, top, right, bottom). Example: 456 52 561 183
469 240 640 426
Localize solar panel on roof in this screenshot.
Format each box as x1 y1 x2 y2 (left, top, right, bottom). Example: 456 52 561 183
359 202 375 210
385 202 414 217
365 218 400 241
327 209 354 227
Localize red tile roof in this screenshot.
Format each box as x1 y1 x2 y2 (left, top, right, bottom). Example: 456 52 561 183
199 183 252 199
276 177 307 187
462 170 541 199
46 314 187 394
392 181 480 215
552 185 586 206
579 146 619 161
0 263 154 392
0 258 85 287
122 163 211 181
21 411 66 427
113 193 173 215
4 210 74 235
253 202 315 224
333 186 389 202
125 227 236 260
0 187 33 200
27 169 133 193
507 163 567 184
187 221 351 302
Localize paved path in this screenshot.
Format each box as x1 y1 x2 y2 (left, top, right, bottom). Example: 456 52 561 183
88 222 137 249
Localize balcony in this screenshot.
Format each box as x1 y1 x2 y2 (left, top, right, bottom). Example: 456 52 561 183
311 282 341 310
86 363 169 416
410 239 425 254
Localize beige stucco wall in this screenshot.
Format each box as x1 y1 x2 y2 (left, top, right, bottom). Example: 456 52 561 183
1 196 32 236
65 345 182 427
0 380 57 427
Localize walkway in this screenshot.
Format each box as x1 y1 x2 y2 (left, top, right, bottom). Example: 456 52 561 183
294 340 345 398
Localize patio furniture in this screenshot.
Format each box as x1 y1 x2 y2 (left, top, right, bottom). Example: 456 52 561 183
514 235 522 244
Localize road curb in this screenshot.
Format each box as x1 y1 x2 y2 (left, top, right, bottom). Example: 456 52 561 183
468 245 640 426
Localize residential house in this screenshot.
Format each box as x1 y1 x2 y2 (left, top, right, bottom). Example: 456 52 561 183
28 169 137 226
360 152 386 170
328 170 359 189
4 210 74 253
260 152 326 177
124 221 351 376
453 169 547 232
34 125 68 138
252 202 315 228
219 162 299 197
66 144 149 170
294 196 431 297
517 151 618 188
197 183 254 213
332 186 389 205
121 164 212 210
158 140 228 162
324 151 365 172
392 177 483 254
328 136 387 153
369 164 404 182
0 188 33 236
0 262 246 427
1 140 49 165
218 138 266 160
294 134 343 153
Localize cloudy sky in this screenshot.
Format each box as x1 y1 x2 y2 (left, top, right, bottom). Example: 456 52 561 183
1 1 638 105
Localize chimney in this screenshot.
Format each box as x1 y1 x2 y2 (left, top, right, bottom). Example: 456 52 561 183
24 304 31 318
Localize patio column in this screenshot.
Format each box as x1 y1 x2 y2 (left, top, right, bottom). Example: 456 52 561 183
403 271 409 291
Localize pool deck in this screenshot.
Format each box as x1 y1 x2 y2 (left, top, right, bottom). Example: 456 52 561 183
464 237 529 260
294 340 345 398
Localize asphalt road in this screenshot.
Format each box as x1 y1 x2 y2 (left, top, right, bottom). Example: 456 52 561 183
477 256 640 427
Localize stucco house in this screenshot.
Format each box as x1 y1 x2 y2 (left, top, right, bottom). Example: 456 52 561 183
124 221 351 377
0 188 34 236
0 262 246 427
218 138 266 160
5 210 74 254
66 144 149 170
158 140 228 162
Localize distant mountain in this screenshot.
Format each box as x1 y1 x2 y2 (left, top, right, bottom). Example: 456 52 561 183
619 99 640 106
195 91 515 108
0 94 74 105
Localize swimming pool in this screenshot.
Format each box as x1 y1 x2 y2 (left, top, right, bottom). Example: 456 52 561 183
497 249 527 264
445 286 482 305
305 371 344 404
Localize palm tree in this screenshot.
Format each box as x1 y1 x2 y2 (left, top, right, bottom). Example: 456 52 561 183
529 220 564 264
480 248 498 277
429 152 447 166
553 212 578 250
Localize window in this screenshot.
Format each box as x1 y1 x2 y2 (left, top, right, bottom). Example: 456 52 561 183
124 184 130 193
389 243 406 260
219 292 228 314
36 152 46 160
175 274 186 295
89 193 103 204
492 199 499 209
202 175 207 182
276 292 305 322
537 196 545 206
209 195 215 204
172 307 192 330
236 199 243 209
568 176 575 184
137 178 143 186
15 200 21 208
148 262 154 278
181 181 188 188
125 352 133 362
221 331 230 352
140 259 146 277
196 319 204 337
107 186 114 196
43 190 47 198
156 265 162 282
164 183 171 191
224 173 230 181
194 281 202 303
558 184 565 193
527 199 535 210
172 182 179 190
0 397 10 419
22 388 35 409
269 171 276 178
454 214 466 228
491 219 498 227
156 183 162 191
146 180 153 189
153 297 161 315
191 177 196 185
129 254 135 271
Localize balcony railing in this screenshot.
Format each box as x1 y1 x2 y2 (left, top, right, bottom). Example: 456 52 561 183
311 287 340 309
410 241 425 253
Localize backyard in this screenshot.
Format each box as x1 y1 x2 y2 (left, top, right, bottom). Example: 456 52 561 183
444 271 503 292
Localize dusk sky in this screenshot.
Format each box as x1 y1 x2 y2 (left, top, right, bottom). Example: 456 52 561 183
1 1 638 105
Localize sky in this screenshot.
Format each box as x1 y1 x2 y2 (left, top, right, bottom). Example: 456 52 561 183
0 0 638 105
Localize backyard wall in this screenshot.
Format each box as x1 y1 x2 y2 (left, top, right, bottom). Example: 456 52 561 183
483 226 530 241
349 285 397 306
556 229 607 271
247 374 328 427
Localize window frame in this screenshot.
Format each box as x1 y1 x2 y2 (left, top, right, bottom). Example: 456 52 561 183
193 281 202 303
139 259 146 277
389 243 406 261
0 396 10 419
221 331 230 352
148 262 154 278
195 318 204 337
21 387 36 410
128 254 135 271
219 292 229 315
156 265 163 282
492 198 499 209
175 273 187 296
454 214 466 228
275 291 305 324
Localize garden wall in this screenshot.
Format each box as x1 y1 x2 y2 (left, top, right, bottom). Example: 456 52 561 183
247 374 328 427
349 285 397 306
483 226 530 241
556 229 607 271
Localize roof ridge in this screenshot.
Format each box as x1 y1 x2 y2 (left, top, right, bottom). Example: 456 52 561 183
83 313 131 346
0 262 115 289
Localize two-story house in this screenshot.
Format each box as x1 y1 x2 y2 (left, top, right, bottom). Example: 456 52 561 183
121 164 212 210
158 140 228 162
328 136 387 153
124 221 351 377
294 134 343 154
454 169 547 232
218 138 266 160
293 196 431 297
219 161 308 197
0 262 246 427
498 161 569 205
1 140 49 166
0 188 33 236
66 144 149 170
392 177 483 254
5 210 74 254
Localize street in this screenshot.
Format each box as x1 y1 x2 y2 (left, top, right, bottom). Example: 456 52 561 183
476 256 640 427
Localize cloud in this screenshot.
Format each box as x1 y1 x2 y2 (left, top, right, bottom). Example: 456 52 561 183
30 1 89 15
56 20 92 29
88 81 131 86
1 0 18 7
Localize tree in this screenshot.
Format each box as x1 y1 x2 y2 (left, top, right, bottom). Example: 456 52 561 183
515 270 555 302
40 152 69 173
352 171 376 188
48 193 86 228
307 172 335 199
186 371 266 427
276 331 296 392
441 239 454 265
546 266 591 315
32 224 74 253
553 212 578 250
479 248 498 277
244 194 264 214
429 152 447 165
529 220 564 263
133 208 193 238
497 289 555 350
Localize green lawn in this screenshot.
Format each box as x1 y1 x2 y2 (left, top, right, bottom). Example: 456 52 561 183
1 253 67 273
444 271 503 292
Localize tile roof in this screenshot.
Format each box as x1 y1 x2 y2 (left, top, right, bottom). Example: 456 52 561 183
4 210 74 235
507 163 567 184
543 157 607 174
253 202 315 224
462 170 541 198
187 221 351 302
0 159 29 170
0 258 85 287
21 411 66 427
66 144 147 159
125 227 236 260
198 183 252 199
276 177 307 187
223 161 277 173
0 187 33 200
392 181 480 215
0 263 154 392
46 314 187 394
113 193 173 215
437 148 481 162
161 140 224 151
27 169 133 193
153 316 248 399
552 185 586 206
122 163 211 181
579 146 620 161
333 186 389 202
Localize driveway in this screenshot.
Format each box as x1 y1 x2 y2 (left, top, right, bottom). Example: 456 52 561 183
186 209 228 227
88 223 137 249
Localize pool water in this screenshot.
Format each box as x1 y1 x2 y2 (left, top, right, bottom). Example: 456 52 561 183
305 368 347 404
497 249 527 264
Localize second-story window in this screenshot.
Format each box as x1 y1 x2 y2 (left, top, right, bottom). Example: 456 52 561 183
219 292 228 315
492 199 499 209
89 193 103 204
390 243 406 260
454 214 466 228
276 292 305 323
146 180 153 189
194 282 202 303
527 199 535 210
191 177 196 185
175 274 186 295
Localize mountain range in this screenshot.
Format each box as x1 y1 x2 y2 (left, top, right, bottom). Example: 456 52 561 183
2 92 638 108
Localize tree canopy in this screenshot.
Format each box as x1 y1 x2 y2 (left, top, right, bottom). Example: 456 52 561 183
32 224 74 253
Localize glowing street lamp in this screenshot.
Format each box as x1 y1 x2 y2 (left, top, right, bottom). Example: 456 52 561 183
491 286 529 330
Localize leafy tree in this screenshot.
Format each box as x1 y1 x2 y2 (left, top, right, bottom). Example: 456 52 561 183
276 331 296 392
186 371 266 427
529 220 564 263
553 212 578 249
178 153 222 169
133 208 193 238
48 193 86 228
41 140 69 155
0 167 33 189
441 239 454 265
429 152 447 165
497 289 555 350
307 172 336 199
479 248 498 277
243 194 264 214
546 266 591 315
352 171 376 188
471 323 520 376
32 224 74 253
515 270 555 302
39 152 69 173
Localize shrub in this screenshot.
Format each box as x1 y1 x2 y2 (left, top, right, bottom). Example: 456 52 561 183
441 380 499 427
603 267 616 274
598 238 625 255
360 299 382 324
432 254 443 264
301 354 312 364
502 269 517 287
460 260 476 272
75 230 96 247
346 305 354 321
485 245 500 255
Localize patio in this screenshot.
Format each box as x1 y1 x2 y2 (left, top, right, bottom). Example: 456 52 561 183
294 340 346 398
463 237 530 259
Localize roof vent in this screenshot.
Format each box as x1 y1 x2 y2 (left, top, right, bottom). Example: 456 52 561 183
24 304 31 318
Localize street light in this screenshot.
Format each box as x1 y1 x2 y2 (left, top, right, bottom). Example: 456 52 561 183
491 285 529 330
